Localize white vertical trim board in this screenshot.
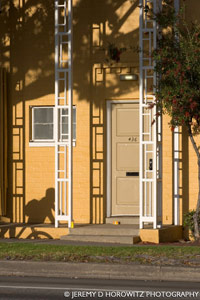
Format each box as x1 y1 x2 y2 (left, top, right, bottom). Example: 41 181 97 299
55 0 73 228
106 101 112 218
139 0 162 229
174 0 180 226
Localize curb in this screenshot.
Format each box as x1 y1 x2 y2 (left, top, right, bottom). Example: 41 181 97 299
0 261 200 282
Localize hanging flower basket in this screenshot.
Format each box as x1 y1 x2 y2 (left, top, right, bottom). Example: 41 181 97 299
105 43 126 63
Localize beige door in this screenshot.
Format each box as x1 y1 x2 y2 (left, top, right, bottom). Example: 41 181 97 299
111 103 139 215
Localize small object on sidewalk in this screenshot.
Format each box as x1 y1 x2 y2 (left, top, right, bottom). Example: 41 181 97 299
113 221 120 225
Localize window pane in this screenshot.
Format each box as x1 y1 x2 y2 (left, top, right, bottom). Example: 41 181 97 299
62 108 68 116
62 116 68 125
33 107 54 140
34 107 53 124
34 124 54 140
62 123 68 134
73 108 76 122
73 124 76 140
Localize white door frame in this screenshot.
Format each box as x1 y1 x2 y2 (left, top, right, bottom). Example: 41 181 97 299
106 100 139 218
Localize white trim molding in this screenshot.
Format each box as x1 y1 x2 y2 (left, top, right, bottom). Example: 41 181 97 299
174 0 180 225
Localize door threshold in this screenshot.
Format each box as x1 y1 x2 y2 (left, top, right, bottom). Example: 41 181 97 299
106 216 139 225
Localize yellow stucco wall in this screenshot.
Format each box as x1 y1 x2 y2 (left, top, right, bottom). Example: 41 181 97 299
1 0 141 225
1 0 200 229
162 114 173 225
1 0 91 224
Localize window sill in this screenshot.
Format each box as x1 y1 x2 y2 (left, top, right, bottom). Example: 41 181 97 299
29 141 76 147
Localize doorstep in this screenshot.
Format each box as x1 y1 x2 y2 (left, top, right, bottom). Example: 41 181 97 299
61 224 140 245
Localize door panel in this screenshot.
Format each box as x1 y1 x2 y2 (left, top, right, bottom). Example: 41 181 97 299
117 108 139 136
117 143 139 170
112 103 139 216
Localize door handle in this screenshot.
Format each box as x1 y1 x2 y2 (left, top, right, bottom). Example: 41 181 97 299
149 159 153 170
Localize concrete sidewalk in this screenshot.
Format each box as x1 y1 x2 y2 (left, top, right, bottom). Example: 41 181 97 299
0 260 200 282
0 238 135 247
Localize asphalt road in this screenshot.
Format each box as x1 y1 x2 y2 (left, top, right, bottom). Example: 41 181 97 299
0 276 200 300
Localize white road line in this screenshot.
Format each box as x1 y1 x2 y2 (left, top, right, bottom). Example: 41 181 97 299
0 285 141 292
0 285 66 290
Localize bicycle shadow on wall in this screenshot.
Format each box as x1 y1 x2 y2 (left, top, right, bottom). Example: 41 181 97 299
0 188 55 239
24 188 55 239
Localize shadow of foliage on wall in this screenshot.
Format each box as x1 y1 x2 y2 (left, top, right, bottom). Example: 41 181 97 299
0 0 139 103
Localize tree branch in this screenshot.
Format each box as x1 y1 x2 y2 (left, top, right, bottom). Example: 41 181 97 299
188 125 200 239
188 126 200 161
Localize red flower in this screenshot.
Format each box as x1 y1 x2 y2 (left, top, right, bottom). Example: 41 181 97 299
190 102 197 110
185 111 190 117
172 99 177 104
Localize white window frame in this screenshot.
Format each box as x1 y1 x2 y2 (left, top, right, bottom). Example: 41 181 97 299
29 106 76 147
31 106 54 143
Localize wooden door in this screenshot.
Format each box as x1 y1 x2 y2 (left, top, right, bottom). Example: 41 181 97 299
111 103 139 215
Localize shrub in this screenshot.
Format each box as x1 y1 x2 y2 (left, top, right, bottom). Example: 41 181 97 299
183 210 200 238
